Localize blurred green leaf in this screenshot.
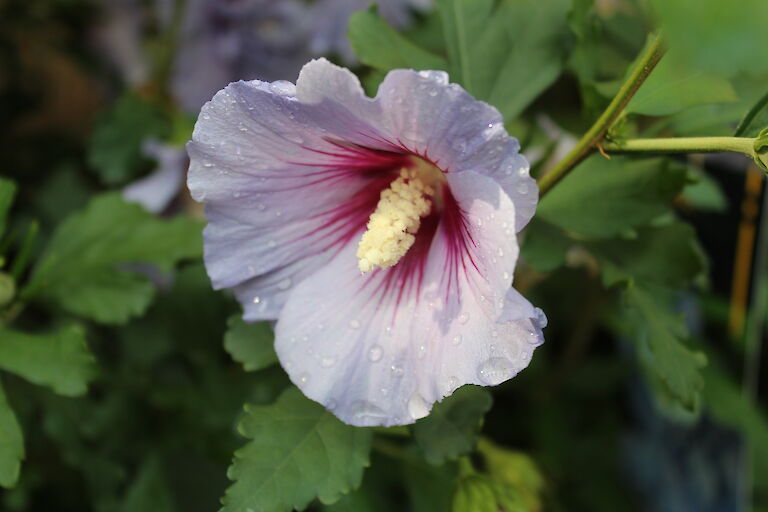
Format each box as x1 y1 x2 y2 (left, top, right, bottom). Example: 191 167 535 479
0 178 15 241
452 474 498 512
703 364 768 493
223 315 277 372
0 383 23 489
121 457 175 512
589 223 706 288
349 8 447 72
520 219 570 273
681 168 728 212
0 325 96 396
87 93 169 186
735 89 768 137
624 285 707 412
626 53 737 116
650 0 768 78
538 156 686 237
438 0 569 120
477 439 544 512
222 387 372 512
25 194 202 324
412 386 492 464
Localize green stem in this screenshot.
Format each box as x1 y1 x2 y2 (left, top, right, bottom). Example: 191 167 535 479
538 32 665 195
602 137 757 157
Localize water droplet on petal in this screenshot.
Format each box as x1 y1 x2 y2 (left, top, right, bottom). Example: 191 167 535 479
448 376 460 390
458 313 469 324
256 203 267 211
277 278 292 290
503 271 511 280
497 247 504 257
269 80 295 95
368 345 383 362
478 357 515 385
252 296 261 304
452 334 462 346
320 357 336 368
349 319 360 329
351 401 386 422
418 344 427 358
390 364 404 376
428 88 438 97
298 372 310 386
407 393 430 420
517 182 529 195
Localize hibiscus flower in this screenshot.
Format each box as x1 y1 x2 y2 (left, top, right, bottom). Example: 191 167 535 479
187 59 546 426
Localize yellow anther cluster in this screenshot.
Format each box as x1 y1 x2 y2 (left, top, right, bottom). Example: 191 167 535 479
357 168 434 273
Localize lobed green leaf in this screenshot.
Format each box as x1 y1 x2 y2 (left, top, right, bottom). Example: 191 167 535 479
222 387 372 512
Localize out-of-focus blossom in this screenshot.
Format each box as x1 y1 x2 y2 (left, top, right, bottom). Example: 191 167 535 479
172 0 311 113
90 0 150 86
123 139 187 213
310 0 432 63
187 59 544 426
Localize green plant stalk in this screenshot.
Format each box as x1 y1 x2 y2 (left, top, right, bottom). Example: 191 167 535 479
537 32 666 196
602 137 757 157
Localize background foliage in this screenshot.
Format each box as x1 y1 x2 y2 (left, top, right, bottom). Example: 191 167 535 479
0 0 767 511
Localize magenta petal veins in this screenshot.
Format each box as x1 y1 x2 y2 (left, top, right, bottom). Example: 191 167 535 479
187 58 545 426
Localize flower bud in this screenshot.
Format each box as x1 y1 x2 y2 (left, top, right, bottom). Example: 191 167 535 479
753 127 768 172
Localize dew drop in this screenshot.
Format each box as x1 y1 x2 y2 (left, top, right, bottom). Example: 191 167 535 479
368 345 383 362
458 312 469 324
517 182 529 195
256 203 267 211
497 247 504 257
298 373 310 386
452 334 462 346
351 401 386 422
349 319 360 329
390 364 404 376
503 271 511 280
418 344 427 358
428 88 438 97
269 80 295 95
448 376 460 390
320 357 336 368
380 387 389 396
407 393 430 420
477 357 515 385
277 278 292 290
252 296 261 304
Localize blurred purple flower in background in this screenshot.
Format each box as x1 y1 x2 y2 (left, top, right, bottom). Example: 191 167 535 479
187 59 544 426
172 0 311 113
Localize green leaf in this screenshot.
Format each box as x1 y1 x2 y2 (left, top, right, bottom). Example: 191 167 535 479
588 223 707 288
349 8 447 72
223 315 278 372
626 53 737 116
703 364 768 493
452 474 498 512
0 177 16 241
26 194 202 324
735 89 768 137
87 93 169 185
624 285 707 411
650 0 768 79
537 156 686 237
412 386 492 464
223 387 372 512
478 439 544 512
121 457 175 512
520 219 570 273
0 382 23 488
438 0 569 119
0 325 97 396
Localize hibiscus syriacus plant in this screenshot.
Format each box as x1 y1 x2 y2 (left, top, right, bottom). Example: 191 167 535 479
187 58 546 426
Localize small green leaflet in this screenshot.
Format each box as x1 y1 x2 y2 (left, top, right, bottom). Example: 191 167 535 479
224 315 278 372
624 285 707 412
537 156 686 237
25 194 202 324
0 382 24 488
0 325 97 396
412 386 492 464
222 388 372 512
